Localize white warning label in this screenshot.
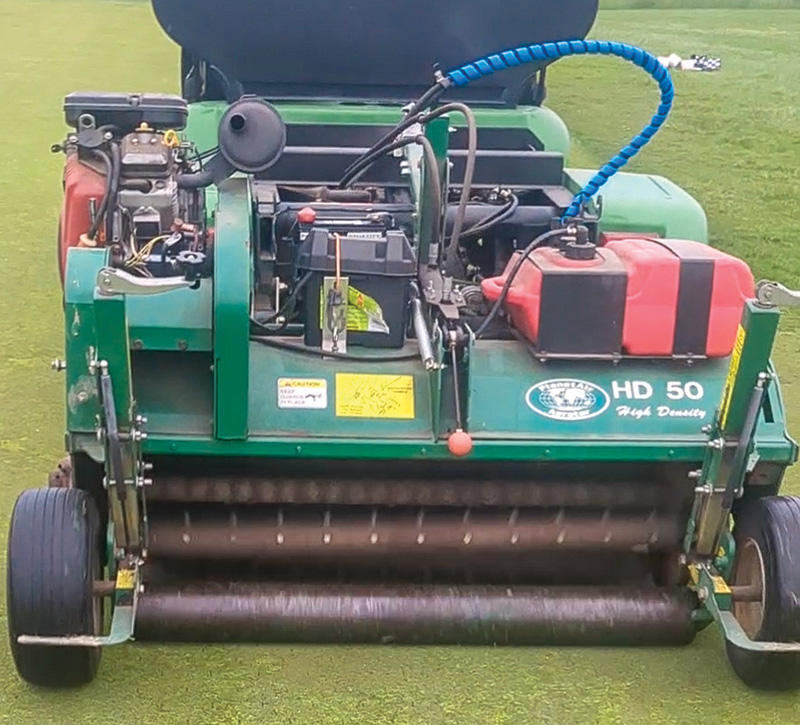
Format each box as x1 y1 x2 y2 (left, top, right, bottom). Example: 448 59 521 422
277 378 328 409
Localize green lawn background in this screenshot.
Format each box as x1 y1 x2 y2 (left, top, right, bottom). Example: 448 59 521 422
0 2 799 723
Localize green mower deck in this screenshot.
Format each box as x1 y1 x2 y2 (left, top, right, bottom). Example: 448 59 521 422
6 0 800 694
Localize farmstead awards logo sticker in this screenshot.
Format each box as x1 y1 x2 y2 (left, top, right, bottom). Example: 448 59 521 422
526 379 610 421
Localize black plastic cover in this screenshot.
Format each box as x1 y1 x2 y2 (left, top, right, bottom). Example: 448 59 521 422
152 0 599 106
537 249 627 356
64 92 188 133
297 228 417 277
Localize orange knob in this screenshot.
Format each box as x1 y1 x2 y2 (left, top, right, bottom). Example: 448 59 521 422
447 429 473 457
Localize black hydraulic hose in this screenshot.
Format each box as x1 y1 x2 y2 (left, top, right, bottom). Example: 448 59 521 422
459 194 519 240
251 336 419 363
341 136 421 189
177 167 215 189
416 103 477 275
474 227 568 339
86 149 113 241
338 82 447 187
250 272 313 332
105 142 121 242
414 135 443 254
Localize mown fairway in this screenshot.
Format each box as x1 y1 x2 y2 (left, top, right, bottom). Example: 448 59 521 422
0 2 799 723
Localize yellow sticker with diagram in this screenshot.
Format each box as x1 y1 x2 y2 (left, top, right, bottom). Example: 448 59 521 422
115 569 135 590
719 324 746 428
335 373 414 419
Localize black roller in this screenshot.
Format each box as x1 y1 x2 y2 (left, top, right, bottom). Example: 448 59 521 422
135 583 697 646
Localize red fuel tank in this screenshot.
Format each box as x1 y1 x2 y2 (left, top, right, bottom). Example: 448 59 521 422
59 153 107 283
481 246 628 356
607 238 754 357
481 238 754 358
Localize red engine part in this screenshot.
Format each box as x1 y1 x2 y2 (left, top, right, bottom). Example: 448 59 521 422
59 153 107 283
481 238 754 358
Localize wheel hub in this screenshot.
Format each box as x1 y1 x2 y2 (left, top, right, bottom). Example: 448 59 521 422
732 538 766 640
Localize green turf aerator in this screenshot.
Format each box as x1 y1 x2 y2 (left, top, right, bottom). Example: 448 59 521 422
7 0 800 690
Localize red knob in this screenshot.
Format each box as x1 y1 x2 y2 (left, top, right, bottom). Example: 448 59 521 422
297 206 317 224
447 429 473 457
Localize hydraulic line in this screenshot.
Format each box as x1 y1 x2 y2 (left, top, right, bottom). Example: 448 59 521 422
446 40 674 221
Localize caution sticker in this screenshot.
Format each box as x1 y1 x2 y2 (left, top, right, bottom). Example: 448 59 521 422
277 378 328 409
320 284 390 334
718 325 746 427
335 373 415 419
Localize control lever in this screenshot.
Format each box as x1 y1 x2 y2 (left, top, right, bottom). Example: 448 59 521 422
96 267 194 297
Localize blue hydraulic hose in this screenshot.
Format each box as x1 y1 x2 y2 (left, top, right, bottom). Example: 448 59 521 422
447 40 674 222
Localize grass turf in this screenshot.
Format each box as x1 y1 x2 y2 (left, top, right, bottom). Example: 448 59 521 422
1 2 800 722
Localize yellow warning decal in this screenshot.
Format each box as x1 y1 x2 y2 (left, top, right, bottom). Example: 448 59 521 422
711 575 731 595
719 324 746 428
335 373 414 419
115 569 135 590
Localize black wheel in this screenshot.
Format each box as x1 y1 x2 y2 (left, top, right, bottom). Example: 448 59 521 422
725 495 800 690
6 487 102 687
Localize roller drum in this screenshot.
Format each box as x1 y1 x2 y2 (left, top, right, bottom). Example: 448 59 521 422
135 583 697 646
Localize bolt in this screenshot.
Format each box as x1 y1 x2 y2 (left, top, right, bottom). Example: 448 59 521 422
707 438 725 450
687 470 702 479
104 131 113 140
133 430 148 442
143 462 154 472
701 424 712 433
135 414 148 426
51 359 66 371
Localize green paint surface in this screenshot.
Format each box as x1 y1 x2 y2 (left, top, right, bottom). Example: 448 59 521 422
1 1 800 722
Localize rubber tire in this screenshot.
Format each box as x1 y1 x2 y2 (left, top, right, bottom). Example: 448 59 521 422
6 487 101 687
725 495 800 690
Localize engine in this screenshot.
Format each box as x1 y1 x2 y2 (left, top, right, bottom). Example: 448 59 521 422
56 91 752 366
58 93 209 283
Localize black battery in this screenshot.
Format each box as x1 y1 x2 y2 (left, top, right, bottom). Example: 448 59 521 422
297 227 417 349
